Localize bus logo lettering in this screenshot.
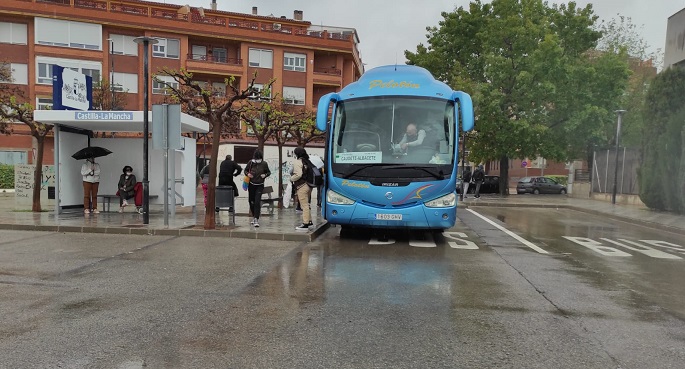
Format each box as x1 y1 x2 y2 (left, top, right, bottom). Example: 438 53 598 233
341 180 370 188
369 80 420 89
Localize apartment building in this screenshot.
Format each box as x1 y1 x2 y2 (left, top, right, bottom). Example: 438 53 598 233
665 7 685 69
0 0 363 165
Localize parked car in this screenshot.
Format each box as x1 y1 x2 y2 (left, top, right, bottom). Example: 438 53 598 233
516 176 567 195
457 175 500 194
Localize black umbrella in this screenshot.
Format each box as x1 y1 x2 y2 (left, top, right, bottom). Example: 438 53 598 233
72 146 112 160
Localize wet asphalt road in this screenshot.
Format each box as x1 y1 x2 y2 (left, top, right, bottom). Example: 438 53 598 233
0 207 684 368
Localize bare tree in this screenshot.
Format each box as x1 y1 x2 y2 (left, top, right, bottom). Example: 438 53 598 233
289 108 323 148
91 78 128 137
156 68 259 229
0 63 52 211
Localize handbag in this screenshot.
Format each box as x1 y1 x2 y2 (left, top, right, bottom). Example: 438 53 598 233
242 175 250 191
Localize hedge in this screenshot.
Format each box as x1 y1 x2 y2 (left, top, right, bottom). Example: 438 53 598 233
545 175 568 186
0 164 14 189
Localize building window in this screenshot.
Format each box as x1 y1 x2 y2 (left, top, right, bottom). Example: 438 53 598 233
111 72 138 93
109 34 138 56
36 97 53 110
283 52 306 72
191 45 207 60
0 63 28 85
81 68 100 82
35 18 101 50
213 48 227 63
212 82 226 97
0 22 27 45
283 86 305 105
234 145 257 162
248 83 271 100
36 57 102 85
153 76 179 94
248 48 273 68
152 38 180 59
0 151 28 165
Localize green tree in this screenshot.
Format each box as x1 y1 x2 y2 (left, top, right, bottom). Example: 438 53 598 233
639 67 685 213
406 0 630 194
595 16 660 149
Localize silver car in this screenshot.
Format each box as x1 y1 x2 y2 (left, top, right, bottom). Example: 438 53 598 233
516 176 567 195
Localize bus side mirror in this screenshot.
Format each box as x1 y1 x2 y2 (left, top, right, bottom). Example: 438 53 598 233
316 93 339 132
452 91 474 132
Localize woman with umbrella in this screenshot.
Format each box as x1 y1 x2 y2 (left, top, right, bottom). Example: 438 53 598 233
73 146 111 214
80 156 101 214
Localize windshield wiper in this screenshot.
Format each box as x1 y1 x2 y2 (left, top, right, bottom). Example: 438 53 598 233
382 165 445 180
342 164 383 179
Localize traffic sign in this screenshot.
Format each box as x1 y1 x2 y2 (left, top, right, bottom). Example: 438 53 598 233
521 160 528 168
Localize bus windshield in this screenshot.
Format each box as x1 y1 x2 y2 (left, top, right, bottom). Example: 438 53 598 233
331 96 456 178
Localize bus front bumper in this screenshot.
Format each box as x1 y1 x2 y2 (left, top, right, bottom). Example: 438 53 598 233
325 203 456 229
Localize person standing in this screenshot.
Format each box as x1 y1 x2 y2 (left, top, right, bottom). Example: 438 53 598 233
244 149 270 227
81 157 101 214
219 154 242 197
291 147 314 231
473 165 485 199
462 167 472 198
117 165 137 213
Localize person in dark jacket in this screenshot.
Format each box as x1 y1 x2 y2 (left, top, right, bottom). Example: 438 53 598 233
244 149 271 227
462 167 472 198
117 165 137 213
219 155 242 197
472 165 485 198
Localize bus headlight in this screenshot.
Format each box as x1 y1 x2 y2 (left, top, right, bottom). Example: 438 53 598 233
425 192 456 208
327 190 355 205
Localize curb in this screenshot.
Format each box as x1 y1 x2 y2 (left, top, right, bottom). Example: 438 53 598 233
0 221 331 242
463 203 685 236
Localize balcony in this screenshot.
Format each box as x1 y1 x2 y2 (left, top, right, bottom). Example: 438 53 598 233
185 54 243 76
313 68 342 86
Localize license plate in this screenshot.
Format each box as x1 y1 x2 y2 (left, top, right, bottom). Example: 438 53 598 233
375 213 402 220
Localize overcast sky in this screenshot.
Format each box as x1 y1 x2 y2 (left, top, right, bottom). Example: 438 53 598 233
181 0 684 69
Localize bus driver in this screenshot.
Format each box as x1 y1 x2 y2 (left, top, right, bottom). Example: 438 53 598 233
397 123 426 152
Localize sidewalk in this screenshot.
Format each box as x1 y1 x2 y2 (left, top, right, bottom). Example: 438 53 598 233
1 191 683 239
0 190 328 242
459 194 685 235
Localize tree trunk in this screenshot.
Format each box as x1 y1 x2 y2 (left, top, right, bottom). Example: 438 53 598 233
499 155 510 196
32 134 45 212
257 137 265 153
203 118 222 229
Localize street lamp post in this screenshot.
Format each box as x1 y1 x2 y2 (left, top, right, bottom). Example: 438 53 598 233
133 36 159 224
612 110 627 205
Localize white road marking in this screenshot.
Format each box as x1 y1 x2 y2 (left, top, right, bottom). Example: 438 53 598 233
443 232 479 249
467 209 548 254
369 238 396 245
563 237 631 257
601 238 682 259
409 232 437 248
640 240 685 254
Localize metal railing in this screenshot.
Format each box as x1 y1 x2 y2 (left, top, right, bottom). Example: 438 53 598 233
186 54 242 66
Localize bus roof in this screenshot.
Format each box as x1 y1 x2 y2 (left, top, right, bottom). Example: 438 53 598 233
336 65 453 100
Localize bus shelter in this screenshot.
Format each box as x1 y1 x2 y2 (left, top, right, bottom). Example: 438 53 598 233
34 110 209 215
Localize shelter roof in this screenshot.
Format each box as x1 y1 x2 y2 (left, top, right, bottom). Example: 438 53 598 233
34 110 209 133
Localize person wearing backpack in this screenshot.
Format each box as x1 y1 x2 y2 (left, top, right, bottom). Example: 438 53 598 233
291 147 315 231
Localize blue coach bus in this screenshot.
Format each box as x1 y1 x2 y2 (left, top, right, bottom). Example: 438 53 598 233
316 65 475 230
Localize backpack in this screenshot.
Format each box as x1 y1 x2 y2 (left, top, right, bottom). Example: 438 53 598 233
303 159 323 187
